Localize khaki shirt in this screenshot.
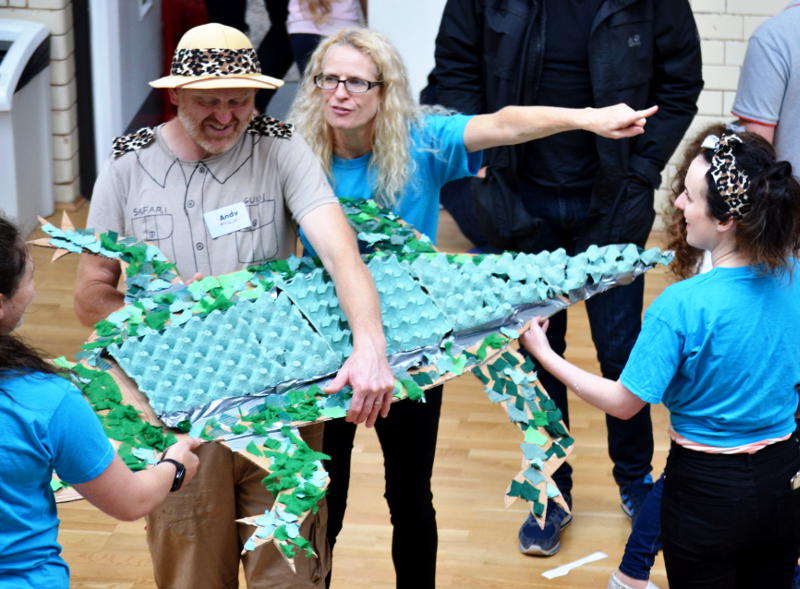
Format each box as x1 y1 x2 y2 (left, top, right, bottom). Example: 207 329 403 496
88 124 337 278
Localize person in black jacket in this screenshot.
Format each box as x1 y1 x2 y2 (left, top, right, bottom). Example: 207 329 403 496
427 0 703 557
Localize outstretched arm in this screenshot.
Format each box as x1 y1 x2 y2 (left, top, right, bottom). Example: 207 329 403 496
521 318 646 420
73 438 202 521
463 104 658 153
301 203 395 428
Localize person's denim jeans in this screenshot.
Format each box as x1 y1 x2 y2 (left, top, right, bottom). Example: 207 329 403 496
510 192 654 501
619 473 664 580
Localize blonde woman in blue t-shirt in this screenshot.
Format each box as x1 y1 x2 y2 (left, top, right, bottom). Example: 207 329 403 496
289 25 660 588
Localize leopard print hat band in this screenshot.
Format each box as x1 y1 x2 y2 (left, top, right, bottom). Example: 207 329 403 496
170 47 262 78
149 23 283 90
704 133 752 220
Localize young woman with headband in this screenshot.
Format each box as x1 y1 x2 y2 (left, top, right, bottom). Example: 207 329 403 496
521 131 800 587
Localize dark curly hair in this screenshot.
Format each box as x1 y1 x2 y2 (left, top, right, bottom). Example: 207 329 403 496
664 125 725 279
702 133 800 274
664 126 800 278
0 215 59 377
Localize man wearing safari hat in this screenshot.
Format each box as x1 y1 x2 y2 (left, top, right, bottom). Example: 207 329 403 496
74 23 394 589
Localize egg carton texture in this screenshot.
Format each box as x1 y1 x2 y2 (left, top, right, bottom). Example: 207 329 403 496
404 244 659 335
33 213 672 430
108 291 342 416
278 267 353 358
366 255 452 355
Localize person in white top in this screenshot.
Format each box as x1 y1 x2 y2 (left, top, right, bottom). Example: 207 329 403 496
286 0 365 74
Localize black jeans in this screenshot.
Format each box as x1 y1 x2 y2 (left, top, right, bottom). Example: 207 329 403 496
255 0 293 112
662 437 800 588
205 0 292 111
510 192 654 502
323 385 443 589
289 33 322 77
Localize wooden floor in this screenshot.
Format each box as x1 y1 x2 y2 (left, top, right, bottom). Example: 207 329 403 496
22 205 673 588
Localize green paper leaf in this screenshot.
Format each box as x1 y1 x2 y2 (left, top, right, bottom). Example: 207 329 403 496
524 428 548 446
246 441 264 457
321 407 347 419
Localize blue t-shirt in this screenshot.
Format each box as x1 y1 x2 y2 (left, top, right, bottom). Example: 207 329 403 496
304 113 481 256
620 263 800 446
0 372 115 588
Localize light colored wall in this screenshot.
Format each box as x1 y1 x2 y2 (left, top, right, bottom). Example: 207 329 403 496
0 0 78 204
0 0 162 204
89 0 162 174
369 0 447 101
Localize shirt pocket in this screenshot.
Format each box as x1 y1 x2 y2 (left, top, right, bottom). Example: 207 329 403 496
132 213 174 241
603 14 654 89
236 198 278 264
484 2 529 81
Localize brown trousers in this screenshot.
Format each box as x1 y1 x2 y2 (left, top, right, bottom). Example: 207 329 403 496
145 424 330 589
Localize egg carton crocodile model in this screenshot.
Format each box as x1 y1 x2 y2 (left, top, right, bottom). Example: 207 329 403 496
32 198 672 567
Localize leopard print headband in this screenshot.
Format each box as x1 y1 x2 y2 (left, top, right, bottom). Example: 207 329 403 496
706 133 751 220
170 47 262 78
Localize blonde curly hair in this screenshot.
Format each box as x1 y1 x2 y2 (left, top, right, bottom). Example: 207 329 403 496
288 27 419 208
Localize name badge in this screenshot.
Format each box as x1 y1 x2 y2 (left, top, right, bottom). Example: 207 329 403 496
204 202 251 239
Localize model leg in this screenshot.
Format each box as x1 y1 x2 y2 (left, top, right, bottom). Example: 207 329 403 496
239 423 330 589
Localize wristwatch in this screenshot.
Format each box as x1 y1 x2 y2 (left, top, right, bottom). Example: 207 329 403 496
158 458 186 492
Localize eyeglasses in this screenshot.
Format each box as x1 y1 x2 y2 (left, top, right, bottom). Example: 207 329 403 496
314 74 383 93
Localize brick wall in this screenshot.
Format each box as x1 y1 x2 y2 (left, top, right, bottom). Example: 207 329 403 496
654 0 788 227
0 0 78 205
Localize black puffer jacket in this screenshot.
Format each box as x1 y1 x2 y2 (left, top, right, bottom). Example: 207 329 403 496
429 0 703 249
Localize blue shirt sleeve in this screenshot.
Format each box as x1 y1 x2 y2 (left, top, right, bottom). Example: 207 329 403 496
620 311 682 405
413 114 483 186
49 383 115 485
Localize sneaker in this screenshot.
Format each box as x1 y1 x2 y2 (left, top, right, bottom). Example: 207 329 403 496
518 501 573 556
620 474 654 520
607 571 661 589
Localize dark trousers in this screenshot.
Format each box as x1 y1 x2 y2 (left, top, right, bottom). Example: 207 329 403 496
290 33 322 77
205 0 247 31
510 193 654 502
255 0 293 112
323 385 443 589
661 437 800 588
204 0 292 111
439 178 492 251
